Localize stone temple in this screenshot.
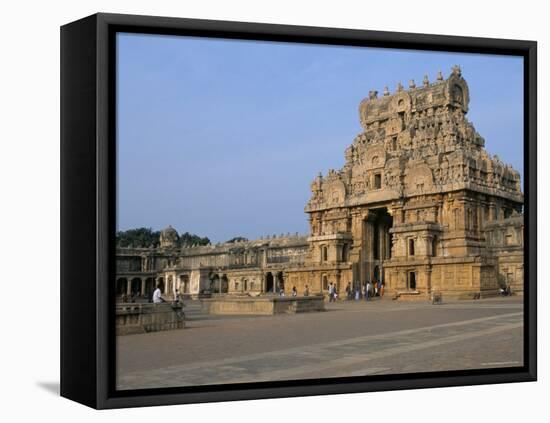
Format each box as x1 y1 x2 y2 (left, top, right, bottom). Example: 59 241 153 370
116 67 524 301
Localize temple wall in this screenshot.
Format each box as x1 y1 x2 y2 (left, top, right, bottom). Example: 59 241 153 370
484 215 524 294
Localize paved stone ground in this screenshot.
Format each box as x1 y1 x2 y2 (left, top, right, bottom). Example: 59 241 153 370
116 297 523 390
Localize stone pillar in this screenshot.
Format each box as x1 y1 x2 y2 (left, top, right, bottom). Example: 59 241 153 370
386 229 392 259
425 266 432 294
126 280 131 296
361 218 375 283
476 206 481 230
379 223 386 260
458 200 466 230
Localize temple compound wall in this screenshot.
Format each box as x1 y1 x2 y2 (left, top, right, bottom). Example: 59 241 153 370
116 231 310 300
116 67 524 301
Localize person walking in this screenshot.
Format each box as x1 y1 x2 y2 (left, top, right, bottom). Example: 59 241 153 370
304 284 310 296
152 284 163 304
345 282 352 300
380 280 385 297
291 286 298 297
355 283 360 300
328 282 334 302
365 281 371 301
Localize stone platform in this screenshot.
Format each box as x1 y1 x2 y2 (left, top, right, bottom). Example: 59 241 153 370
390 289 502 301
201 295 325 315
116 302 185 335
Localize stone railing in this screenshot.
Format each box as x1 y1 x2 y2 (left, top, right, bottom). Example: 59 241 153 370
116 302 185 335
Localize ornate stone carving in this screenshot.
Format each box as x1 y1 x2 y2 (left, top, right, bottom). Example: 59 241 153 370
307 67 522 214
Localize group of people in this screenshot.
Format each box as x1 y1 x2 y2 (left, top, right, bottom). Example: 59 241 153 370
279 285 310 297
137 281 387 303
327 282 339 302
344 280 385 301
327 280 385 302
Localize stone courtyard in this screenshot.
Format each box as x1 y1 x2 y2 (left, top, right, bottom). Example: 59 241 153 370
116 296 523 389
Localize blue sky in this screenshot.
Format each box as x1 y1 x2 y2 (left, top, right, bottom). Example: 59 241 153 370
117 33 524 243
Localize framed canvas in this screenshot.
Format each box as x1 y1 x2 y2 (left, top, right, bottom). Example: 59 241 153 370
60 12 537 409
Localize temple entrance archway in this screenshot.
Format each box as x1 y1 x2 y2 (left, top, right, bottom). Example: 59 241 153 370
361 207 393 284
373 265 380 283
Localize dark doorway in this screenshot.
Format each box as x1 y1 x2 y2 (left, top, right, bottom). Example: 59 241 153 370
276 271 284 292
116 278 127 296
221 275 229 293
409 272 416 290
210 274 219 292
265 272 274 293
145 278 155 301
131 278 141 296
373 265 380 282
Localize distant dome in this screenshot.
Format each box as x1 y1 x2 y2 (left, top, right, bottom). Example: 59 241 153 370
160 225 178 248
161 225 177 236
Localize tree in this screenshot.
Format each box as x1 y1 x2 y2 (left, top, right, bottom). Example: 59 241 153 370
116 227 211 248
179 231 210 247
116 227 160 248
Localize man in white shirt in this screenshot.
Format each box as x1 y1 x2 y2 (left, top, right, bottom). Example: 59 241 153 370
152 285 163 304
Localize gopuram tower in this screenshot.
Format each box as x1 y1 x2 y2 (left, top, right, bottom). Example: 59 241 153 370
289 66 524 299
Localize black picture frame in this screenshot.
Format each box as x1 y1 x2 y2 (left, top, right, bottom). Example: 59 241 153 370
60 12 537 409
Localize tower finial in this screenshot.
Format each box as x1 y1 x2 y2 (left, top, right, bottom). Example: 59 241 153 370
383 86 390 96
409 79 416 89
396 82 403 92
437 70 444 81
423 74 429 87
